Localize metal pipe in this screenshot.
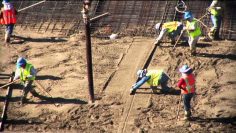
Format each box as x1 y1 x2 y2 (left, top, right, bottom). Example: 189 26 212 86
18 0 46 12
82 0 95 103
0 79 20 89
90 12 109 22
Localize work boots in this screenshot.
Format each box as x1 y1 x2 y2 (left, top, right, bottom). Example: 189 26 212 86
130 88 136 95
20 96 27 105
190 49 196 56
4 34 10 44
30 89 40 97
184 110 192 120
154 40 161 46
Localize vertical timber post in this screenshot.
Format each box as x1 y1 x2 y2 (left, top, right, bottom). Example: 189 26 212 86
81 0 95 103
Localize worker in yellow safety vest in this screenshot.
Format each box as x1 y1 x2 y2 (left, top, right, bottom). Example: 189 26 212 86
13 57 41 105
207 0 222 40
183 11 202 56
154 21 183 46
130 69 171 95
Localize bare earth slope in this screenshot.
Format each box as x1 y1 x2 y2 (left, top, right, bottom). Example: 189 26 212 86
0 28 235 132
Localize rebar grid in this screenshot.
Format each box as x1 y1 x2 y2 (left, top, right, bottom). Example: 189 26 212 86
1 0 235 40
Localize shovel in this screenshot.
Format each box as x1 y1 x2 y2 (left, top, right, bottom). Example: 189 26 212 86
0 79 20 89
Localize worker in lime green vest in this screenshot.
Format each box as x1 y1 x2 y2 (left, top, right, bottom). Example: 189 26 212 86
130 69 171 95
13 57 40 105
154 21 183 46
207 0 222 40
183 11 202 56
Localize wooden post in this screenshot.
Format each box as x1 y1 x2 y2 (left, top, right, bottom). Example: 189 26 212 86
81 0 95 103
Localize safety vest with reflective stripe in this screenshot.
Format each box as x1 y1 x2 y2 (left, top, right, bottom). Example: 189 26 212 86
0 8 17 25
18 63 35 82
146 70 163 86
210 7 222 17
181 74 195 94
163 21 179 33
186 19 201 38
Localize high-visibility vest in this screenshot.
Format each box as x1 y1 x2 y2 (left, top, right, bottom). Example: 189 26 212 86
0 8 17 25
18 63 36 82
210 7 222 16
162 21 179 33
146 70 163 86
186 19 201 38
180 74 195 94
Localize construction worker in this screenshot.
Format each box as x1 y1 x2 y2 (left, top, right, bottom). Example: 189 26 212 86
13 57 40 105
183 11 202 56
0 0 17 44
130 69 170 95
207 0 222 40
154 21 183 45
177 65 196 120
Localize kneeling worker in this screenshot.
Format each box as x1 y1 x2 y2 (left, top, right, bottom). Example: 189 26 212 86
154 21 183 46
130 69 170 95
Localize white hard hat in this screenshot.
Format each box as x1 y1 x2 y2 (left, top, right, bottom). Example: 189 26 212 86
137 70 143 78
137 69 147 78
109 33 118 40
155 23 161 30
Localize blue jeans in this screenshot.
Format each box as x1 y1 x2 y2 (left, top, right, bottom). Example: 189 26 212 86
5 24 14 36
183 93 194 111
132 72 169 92
159 72 170 92
211 15 222 39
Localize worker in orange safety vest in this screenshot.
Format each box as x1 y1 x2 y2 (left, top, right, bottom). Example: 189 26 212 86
0 0 17 44
177 65 196 120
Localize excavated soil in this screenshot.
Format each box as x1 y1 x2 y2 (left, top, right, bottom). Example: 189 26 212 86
0 27 236 132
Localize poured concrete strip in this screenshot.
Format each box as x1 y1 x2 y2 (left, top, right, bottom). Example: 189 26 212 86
103 37 156 133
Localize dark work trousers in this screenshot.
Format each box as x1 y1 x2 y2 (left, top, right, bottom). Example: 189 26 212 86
22 80 38 100
183 93 194 111
159 72 170 92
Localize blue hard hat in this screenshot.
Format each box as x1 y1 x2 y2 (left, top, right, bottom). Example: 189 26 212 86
16 57 27 68
184 11 193 20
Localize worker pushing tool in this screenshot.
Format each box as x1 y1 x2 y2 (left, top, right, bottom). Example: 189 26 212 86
154 21 184 46
176 65 196 120
183 11 202 56
13 57 41 105
130 69 171 95
207 0 222 40
0 0 17 45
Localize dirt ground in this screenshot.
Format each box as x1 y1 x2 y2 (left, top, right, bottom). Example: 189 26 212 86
0 27 236 132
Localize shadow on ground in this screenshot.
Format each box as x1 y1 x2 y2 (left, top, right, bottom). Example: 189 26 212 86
134 88 181 95
191 116 236 125
197 53 236 60
36 75 63 80
11 35 67 43
0 95 88 105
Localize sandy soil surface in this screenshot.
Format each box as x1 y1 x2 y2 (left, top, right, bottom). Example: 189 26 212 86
0 27 235 132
